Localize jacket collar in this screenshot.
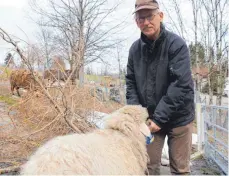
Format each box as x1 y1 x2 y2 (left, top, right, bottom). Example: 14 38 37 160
140 23 166 49
140 23 166 61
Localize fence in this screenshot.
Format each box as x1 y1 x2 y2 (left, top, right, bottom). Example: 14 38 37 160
196 103 228 174
89 85 126 104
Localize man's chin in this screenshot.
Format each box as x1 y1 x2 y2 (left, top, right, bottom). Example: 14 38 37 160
144 32 156 39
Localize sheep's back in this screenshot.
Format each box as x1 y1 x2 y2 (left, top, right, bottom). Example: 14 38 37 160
10 69 40 90
21 130 146 175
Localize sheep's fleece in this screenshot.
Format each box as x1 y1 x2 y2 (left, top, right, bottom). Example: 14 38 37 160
20 105 151 175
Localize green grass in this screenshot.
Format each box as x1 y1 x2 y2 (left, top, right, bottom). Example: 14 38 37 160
0 66 12 80
0 95 18 106
85 74 125 84
85 74 106 82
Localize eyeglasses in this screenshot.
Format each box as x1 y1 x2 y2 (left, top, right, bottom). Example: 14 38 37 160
136 12 159 24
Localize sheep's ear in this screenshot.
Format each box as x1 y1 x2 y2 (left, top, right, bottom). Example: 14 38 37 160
104 114 137 137
121 105 148 123
119 120 137 137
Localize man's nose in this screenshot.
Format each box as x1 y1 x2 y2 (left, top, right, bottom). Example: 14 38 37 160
143 18 150 25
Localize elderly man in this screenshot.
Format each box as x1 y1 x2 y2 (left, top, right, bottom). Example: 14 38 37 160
125 0 194 175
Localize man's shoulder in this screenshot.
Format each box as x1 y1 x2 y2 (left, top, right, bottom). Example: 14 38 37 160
165 29 186 46
165 29 189 58
130 39 141 50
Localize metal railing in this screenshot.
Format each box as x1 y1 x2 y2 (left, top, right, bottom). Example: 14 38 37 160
201 105 228 174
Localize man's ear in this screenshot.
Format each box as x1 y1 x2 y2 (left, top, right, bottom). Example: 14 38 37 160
159 11 164 22
135 19 140 28
134 13 140 28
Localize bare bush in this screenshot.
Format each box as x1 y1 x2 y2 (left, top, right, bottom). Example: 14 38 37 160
0 84 123 172
0 27 123 174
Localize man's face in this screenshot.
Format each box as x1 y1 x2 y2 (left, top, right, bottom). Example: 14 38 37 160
135 9 163 39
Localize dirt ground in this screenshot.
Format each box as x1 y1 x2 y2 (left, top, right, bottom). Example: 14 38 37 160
0 156 224 175
0 81 225 175
160 156 224 175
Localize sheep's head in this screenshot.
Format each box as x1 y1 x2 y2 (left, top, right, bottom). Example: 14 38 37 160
104 105 152 144
116 105 148 124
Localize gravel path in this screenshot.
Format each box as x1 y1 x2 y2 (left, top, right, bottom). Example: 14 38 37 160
0 102 12 127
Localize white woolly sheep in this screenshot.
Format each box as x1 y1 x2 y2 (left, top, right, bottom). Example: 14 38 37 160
20 105 151 175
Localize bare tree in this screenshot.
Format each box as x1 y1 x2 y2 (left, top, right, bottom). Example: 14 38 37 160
161 0 228 104
29 0 124 84
189 0 202 102
113 43 124 87
161 0 202 99
4 53 15 68
36 25 55 70
160 0 188 40
202 0 229 105
51 56 66 70
0 27 94 133
24 44 44 70
198 4 213 103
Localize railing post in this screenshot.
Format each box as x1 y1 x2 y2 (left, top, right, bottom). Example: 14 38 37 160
213 107 217 159
196 103 204 152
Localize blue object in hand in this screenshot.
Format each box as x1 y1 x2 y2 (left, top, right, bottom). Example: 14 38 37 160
146 133 154 145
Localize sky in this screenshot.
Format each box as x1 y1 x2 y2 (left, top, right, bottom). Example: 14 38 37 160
0 0 142 72
1 0 226 73
0 0 37 64
0 0 139 66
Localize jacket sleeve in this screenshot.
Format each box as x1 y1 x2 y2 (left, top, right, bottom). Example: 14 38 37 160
125 46 140 105
152 38 194 128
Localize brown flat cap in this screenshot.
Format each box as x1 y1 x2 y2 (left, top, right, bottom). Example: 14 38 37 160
134 0 159 13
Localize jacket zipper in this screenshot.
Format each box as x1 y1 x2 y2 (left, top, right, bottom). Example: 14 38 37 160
145 40 157 107
145 58 148 107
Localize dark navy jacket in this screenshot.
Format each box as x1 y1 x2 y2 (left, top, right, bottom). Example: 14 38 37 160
126 24 195 128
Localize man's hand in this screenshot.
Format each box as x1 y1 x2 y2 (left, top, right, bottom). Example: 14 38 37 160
147 119 161 133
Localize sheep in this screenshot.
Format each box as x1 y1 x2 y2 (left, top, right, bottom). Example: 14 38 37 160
20 105 151 175
43 69 76 86
9 69 43 96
